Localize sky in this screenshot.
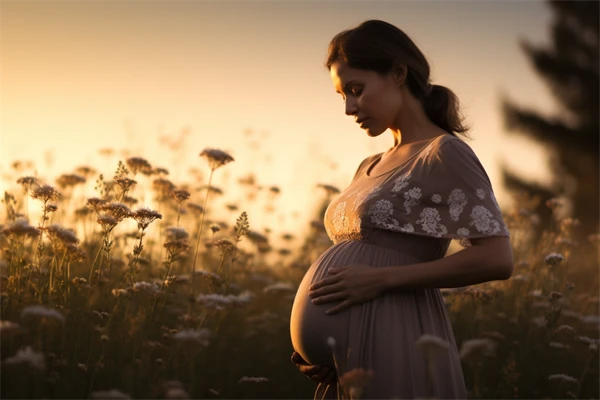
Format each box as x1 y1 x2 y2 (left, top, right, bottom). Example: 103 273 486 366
1 0 559 241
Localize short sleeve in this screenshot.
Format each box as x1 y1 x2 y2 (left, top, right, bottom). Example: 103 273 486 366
424 138 511 247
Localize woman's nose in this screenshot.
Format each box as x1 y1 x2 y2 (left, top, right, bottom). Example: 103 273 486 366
344 98 358 116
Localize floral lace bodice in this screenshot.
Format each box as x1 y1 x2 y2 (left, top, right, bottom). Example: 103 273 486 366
323 134 511 248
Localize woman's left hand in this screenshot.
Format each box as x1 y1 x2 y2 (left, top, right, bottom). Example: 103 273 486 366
308 264 385 315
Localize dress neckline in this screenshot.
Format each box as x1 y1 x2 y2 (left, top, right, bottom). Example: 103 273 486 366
364 134 449 179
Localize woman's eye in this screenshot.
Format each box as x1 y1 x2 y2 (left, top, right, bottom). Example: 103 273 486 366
350 88 362 96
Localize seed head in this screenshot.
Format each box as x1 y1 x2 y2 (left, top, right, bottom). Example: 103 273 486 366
16 176 39 192
544 252 565 268
171 189 190 204
56 174 86 189
99 202 132 222
126 157 152 175
199 148 234 171
31 184 60 203
2 219 40 240
131 207 162 230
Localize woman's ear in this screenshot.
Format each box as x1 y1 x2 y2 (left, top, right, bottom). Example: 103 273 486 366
393 62 407 86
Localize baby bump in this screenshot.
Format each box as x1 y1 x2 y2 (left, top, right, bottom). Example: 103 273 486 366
289 240 377 367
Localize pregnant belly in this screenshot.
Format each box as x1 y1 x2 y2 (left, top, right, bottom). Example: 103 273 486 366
289 240 376 368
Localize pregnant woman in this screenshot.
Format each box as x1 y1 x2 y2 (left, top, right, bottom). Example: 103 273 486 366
289 20 513 399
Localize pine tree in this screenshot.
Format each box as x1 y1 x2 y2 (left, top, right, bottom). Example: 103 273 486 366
499 0 599 241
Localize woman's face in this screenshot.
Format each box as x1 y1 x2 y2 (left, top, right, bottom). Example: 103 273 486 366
330 59 404 137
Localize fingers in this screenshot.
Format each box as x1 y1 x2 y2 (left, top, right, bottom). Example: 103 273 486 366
311 292 346 305
309 283 344 299
309 275 340 292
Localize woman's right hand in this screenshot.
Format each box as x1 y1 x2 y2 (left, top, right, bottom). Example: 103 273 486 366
291 351 337 384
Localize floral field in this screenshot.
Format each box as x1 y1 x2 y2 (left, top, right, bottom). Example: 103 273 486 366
0 147 598 399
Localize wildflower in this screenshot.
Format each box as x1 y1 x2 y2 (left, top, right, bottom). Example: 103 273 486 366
126 157 152 175
263 282 295 293
1 219 40 240
31 184 60 203
213 238 235 257
75 165 96 177
416 334 450 358
152 167 169 176
238 376 268 384
3 346 45 370
171 189 190 204
210 224 220 233
99 202 132 222
199 148 234 170
172 328 211 346
547 374 578 384
459 338 497 361
87 197 108 213
326 336 336 348
186 202 204 215
281 233 295 241
198 185 224 195
44 224 79 249
545 198 564 210
97 215 118 234
226 203 238 211
196 292 251 309
90 389 131 399
246 230 269 245
0 320 21 333
72 277 87 286
193 270 224 285
545 252 565 268
115 177 137 193
338 368 374 399
153 178 176 198
549 291 563 301
21 305 64 323
111 289 129 298
549 342 567 349
56 173 86 189
132 281 160 293
16 176 39 191
131 207 162 230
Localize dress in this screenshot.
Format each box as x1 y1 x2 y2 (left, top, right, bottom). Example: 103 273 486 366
289 133 511 400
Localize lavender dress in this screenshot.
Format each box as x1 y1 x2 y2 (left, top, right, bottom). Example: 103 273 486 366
289 134 511 399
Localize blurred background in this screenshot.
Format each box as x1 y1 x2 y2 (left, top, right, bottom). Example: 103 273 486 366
2 0 598 244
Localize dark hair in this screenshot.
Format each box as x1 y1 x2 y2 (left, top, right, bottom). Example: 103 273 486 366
325 20 471 140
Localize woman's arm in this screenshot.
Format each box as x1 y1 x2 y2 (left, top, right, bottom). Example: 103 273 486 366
309 236 513 314
380 236 513 291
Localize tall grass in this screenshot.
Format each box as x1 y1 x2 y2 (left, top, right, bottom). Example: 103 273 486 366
0 149 598 399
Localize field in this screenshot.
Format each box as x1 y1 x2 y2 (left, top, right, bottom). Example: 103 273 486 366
0 148 598 399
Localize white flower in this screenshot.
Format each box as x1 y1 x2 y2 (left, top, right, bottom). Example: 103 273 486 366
0 320 20 332
132 281 160 293
415 334 450 360
4 346 45 370
547 374 578 384
21 305 65 322
173 328 211 346
459 338 497 360
90 389 132 399
326 336 336 348
544 252 565 267
263 282 295 293
238 376 268 383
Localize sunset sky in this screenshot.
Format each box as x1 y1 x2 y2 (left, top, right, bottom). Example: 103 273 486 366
1 0 559 240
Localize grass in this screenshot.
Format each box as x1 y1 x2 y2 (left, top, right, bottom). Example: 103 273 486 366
0 148 598 399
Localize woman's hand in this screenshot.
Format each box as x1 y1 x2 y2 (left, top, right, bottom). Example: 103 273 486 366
291 351 337 384
308 264 385 315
